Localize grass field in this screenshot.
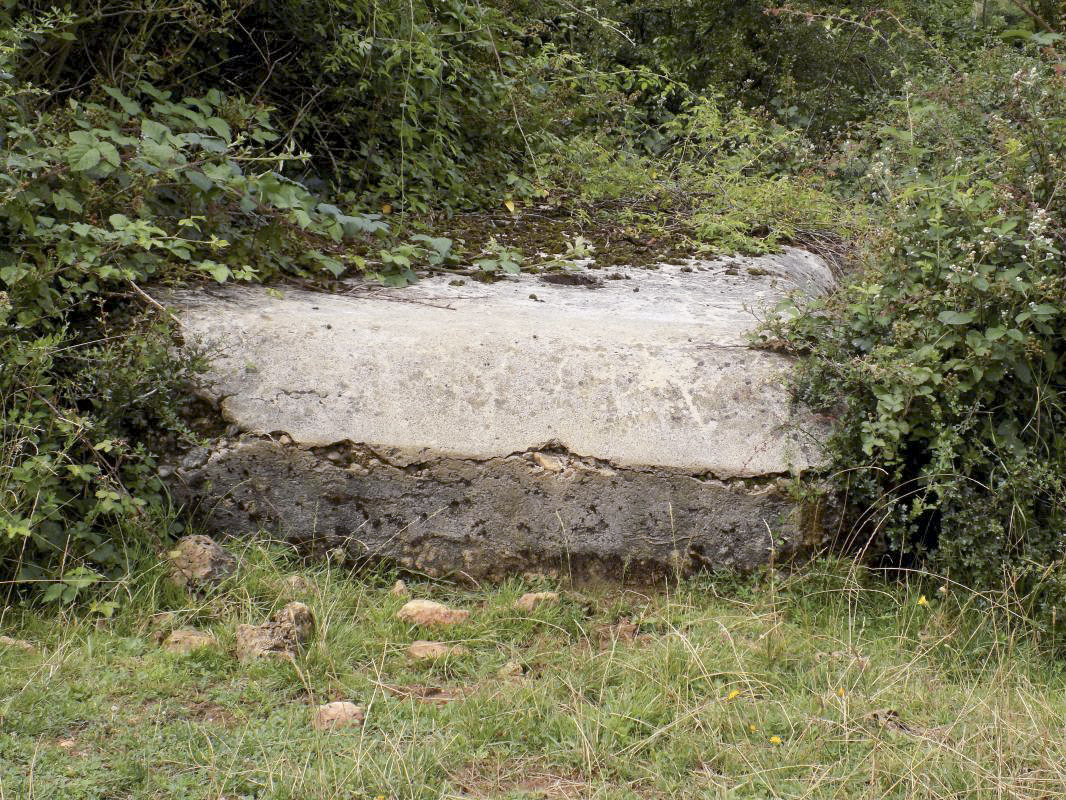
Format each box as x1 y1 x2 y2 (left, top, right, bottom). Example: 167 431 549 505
2 545 1064 799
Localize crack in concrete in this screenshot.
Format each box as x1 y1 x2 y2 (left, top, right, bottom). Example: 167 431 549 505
211 430 798 490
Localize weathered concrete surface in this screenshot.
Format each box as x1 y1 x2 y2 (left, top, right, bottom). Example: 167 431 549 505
167 248 834 579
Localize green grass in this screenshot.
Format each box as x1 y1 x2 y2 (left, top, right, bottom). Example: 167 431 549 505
2 546 1065 799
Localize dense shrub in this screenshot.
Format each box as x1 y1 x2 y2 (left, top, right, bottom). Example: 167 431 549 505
0 13 385 593
776 41 1066 623
496 0 985 132
14 0 532 208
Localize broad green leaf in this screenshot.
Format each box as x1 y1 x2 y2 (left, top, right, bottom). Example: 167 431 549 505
71 147 101 172
937 310 976 325
98 141 121 167
185 171 214 193
141 119 170 143
51 190 83 213
102 86 142 115
199 261 231 283
205 117 231 140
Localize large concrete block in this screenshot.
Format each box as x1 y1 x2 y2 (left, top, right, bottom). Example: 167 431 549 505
167 248 833 579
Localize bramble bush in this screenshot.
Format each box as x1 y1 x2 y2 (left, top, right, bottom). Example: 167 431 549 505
16 0 533 209
0 13 386 595
774 39 1066 627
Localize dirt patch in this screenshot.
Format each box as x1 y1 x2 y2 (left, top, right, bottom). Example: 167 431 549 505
590 618 657 650
187 699 241 727
449 757 589 799
538 273 602 287
378 683 469 705
443 208 696 272
136 697 241 728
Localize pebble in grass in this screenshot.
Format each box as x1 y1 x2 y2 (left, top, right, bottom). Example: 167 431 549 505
162 629 218 654
312 701 365 731
0 635 36 653
396 599 470 627
408 640 467 660
514 591 560 612
235 601 315 661
167 535 235 592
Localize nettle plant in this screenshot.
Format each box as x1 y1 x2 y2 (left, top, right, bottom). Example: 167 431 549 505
778 44 1066 624
0 17 389 594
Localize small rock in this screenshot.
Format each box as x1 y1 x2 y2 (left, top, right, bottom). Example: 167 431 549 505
179 447 209 470
396 599 470 627
497 660 524 678
532 452 563 472
235 601 315 661
167 535 235 592
312 701 365 731
514 591 560 612
162 629 217 654
0 634 36 653
391 579 408 597
408 640 467 660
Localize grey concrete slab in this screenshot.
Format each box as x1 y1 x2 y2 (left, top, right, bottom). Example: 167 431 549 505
167 247 833 579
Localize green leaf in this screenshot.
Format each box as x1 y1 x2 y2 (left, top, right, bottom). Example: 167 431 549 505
205 117 231 140
108 214 130 230
51 189 83 213
141 119 170 143
71 147 101 172
199 261 231 283
98 141 121 168
937 310 976 325
186 171 214 193
102 86 142 115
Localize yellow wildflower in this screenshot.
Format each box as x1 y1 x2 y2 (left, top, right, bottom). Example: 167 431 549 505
836 687 846 698
725 689 741 701
769 735 783 745
917 595 929 607
748 723 758 733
